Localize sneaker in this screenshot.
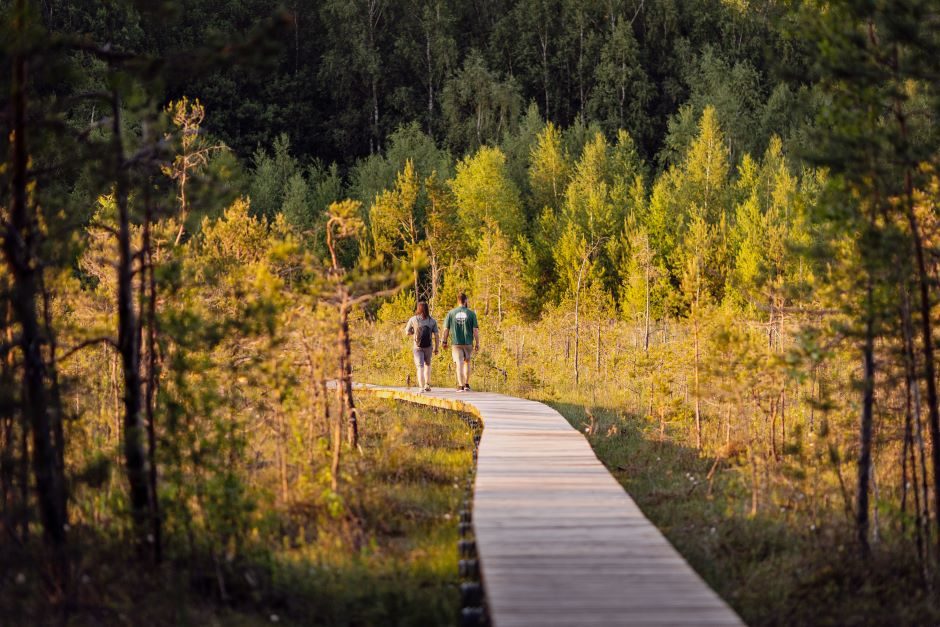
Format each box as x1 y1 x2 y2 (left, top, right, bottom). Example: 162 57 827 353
456 385 464 392
424 384 432 392
463 384 471 392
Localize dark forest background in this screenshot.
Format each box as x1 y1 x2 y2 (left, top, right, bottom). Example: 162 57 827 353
47 0 810 168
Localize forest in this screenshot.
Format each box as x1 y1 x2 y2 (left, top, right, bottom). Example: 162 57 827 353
2 0 940 625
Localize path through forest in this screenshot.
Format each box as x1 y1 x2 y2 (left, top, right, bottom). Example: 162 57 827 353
362 385 743 626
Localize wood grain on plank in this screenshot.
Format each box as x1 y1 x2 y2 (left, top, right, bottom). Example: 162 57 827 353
357 385 743 627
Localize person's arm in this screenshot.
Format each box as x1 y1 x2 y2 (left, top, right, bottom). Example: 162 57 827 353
433 324 440 353
404 317 414 337
441 314 450 347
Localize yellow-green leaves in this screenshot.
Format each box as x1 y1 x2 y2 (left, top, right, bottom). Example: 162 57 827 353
529 121 571 213
450 146 525 246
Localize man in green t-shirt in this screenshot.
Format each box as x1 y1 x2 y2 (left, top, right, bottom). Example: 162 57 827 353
441 292 480 392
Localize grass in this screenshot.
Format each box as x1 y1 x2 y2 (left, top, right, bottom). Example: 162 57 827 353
0 398 475 627
549 402 940 627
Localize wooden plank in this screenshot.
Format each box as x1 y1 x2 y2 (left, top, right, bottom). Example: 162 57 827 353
357 385 743 627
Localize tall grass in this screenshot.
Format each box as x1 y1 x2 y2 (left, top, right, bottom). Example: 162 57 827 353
0 398 473 626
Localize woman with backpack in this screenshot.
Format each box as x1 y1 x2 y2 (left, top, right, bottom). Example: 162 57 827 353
404 301 439 392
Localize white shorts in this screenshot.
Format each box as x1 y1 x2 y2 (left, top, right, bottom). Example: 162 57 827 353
451 345 473 364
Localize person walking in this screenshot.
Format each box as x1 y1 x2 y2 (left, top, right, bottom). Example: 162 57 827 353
404 301 439 392
442 292 479 392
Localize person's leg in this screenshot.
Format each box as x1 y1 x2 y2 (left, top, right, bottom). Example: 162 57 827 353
460 347 472 389
462 357 471 388
451 346 465 387
422 348 432 389
414 349 425 389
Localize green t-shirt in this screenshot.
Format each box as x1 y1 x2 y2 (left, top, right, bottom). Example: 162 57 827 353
444 306 478 346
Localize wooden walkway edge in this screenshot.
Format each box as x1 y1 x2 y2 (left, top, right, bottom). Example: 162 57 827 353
359 385 744 627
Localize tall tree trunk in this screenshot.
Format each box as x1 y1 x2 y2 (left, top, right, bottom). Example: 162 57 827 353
902 286 932 576
497 283 503 327
693 281 702 451
0 320 11 534
112 89 152 551
538 23 550 118
2 287 27 541
141 194 162 563
324 376 339 491
595 321 601 373
769 397 778 462
367 0 383 153
893 69 940 559
749 447 759 516
643 263 650 352
870 458 881 546
573 293 580 386
578 19 585 124
40 274 66 523
173 167 188 246
856 279 876 557
426 22 434 134
903 377 925 567
369 69 379 152
573 242 597 386
19 405 29 543
293 5 300 75
275 409 289 504
5 9 67 555
429 254 440 313
904 188 940 560
338 297 359 449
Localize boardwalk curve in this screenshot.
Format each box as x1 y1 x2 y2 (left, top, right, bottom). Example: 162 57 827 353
361 385 743 627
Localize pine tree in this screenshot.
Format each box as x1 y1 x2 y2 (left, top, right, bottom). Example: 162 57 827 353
441 50 522 151
683 106 730 226
646 106 731 289
162 97 225 245
589 16 650 140
249 135 300 221
808 0 940 560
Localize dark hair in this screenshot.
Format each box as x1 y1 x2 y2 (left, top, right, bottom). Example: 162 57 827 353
416 301 429 318
458 292 468 305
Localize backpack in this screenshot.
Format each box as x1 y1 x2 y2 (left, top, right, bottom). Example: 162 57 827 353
416 323 433 348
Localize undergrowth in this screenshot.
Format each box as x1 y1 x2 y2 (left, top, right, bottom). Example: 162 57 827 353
550 402 940 627
0 398 472 627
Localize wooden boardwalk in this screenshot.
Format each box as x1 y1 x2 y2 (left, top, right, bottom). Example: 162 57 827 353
361 385 743 627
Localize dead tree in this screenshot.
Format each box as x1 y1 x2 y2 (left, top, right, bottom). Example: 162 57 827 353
325 201 405 458
162 98 226 246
